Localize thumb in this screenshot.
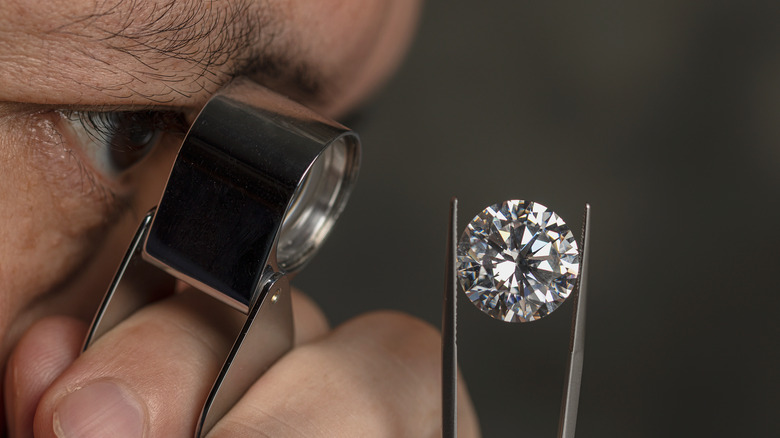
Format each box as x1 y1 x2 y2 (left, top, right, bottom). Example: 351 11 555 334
5 316 86 438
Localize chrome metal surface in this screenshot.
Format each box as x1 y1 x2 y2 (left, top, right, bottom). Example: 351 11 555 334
196 272 293 435
83 209 175 350
442 198 458 438
557 204 591 438
144 77 360 313
83 77 360 438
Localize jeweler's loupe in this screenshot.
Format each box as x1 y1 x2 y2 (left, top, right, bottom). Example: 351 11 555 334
82 77 360 437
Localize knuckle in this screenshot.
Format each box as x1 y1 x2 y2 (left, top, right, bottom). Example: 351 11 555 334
337 309 442 386
348 310 443 357
6 316 83 391
351 310 441 342
208 415 305 438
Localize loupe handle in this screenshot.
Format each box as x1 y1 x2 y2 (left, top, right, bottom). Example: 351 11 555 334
84 77 361 437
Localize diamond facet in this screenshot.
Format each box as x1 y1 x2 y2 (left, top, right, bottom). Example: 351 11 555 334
457 200 580 322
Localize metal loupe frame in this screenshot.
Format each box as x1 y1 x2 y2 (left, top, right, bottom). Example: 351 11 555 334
82 77 360 436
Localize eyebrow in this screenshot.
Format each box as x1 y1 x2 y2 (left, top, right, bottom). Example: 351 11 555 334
52 0 325 104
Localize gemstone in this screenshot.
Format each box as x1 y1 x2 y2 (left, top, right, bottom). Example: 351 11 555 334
457 200 580 322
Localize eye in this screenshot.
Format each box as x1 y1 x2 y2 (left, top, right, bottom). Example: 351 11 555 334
61 110 187 178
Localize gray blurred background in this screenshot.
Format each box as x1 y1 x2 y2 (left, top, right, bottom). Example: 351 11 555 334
297 1 779 436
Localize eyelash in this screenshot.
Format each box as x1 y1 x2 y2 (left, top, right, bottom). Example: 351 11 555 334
60 109 188 179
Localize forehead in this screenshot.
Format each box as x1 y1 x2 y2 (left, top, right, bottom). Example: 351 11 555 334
0 0 272 106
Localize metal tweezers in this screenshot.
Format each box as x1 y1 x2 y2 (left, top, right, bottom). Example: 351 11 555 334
442 198 591 438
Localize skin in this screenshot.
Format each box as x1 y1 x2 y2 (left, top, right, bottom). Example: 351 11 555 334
0 0 481 436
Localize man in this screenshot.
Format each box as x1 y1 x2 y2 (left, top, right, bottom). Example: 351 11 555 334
0 0 480 436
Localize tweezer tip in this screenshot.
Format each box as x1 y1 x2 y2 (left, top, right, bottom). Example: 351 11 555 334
442 196 458 438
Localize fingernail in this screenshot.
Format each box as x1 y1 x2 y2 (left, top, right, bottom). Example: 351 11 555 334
53 381 146 438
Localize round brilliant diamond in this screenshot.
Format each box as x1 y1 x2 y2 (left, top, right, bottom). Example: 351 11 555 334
457 200 580 322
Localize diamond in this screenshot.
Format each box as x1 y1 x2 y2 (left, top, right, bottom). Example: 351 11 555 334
457 200 580 322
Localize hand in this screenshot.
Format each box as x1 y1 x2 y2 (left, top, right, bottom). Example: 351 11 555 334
5 289 480 437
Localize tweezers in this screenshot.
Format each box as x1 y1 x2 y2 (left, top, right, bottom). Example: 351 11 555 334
442 198 591 438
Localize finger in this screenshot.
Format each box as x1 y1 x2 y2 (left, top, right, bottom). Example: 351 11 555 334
4 317 86 438
26 288 326 437
208 311 481 438
457 373 481 438
291 288 329 345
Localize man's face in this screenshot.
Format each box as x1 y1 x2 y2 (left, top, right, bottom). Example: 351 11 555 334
0 0 419 368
